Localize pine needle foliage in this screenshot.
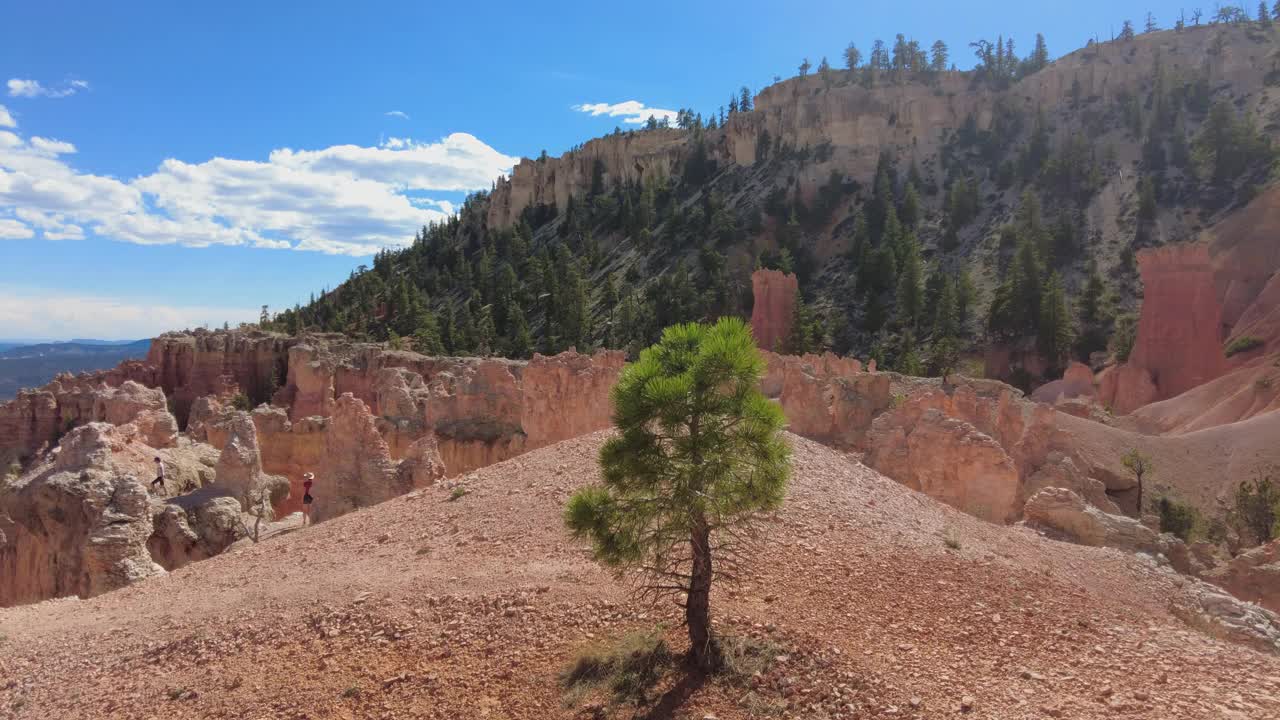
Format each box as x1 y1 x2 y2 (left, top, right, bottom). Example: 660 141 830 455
565 317 790 671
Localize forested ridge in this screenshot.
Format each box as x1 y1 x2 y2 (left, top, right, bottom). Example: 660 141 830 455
269 10 1278 388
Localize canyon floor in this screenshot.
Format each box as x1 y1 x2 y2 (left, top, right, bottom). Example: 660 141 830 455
2 432 1278 720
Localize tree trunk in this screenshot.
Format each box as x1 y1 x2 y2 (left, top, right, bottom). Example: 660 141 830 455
686 522 715 672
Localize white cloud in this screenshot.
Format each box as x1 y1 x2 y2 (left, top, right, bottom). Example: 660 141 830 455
29 137 76 156
14 208 83 240
0 288 259 339
385 110 410 119
0 105 14 128
7 78 89 98
0 128 517 256
0 218 33 239
409 197 455 214
573 100 679 125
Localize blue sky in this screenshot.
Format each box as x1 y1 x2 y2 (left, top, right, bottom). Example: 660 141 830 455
2 0 1172 339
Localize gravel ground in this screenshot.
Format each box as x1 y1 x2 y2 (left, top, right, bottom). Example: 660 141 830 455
2 432 1278 720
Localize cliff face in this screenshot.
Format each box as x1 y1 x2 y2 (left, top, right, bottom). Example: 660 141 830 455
487 27 1271 234
487 129 688 228
148 330 294 426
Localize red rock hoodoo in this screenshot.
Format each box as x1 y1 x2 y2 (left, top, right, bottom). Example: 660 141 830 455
750 268 798 352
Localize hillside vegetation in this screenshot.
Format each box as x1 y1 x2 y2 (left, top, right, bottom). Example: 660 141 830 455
274 13 1279 388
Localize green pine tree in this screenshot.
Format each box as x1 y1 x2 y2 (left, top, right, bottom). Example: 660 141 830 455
895 234 924 331
565 318 790 672
504 300 533 359
1037 272 1074 367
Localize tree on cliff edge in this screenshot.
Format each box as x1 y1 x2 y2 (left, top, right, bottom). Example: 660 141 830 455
565 318 791 672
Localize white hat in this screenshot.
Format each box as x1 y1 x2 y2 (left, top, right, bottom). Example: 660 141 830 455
303 472 315 480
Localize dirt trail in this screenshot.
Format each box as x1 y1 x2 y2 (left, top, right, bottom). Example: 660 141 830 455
2 432 1278 719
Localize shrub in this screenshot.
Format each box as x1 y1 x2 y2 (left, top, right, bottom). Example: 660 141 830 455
1230 470 1280 546
230 393 253 411
560 628 673 708
1110 314 1137 361
718 635 783 686
1224 336 1264 358
1157 497 1199 542
448 486 469 502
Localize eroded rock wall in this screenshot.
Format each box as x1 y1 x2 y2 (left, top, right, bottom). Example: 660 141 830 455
0 362 159 465
759 351 888 449
149 330 295 425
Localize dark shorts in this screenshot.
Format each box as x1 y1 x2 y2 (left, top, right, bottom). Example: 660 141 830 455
303 494 314 505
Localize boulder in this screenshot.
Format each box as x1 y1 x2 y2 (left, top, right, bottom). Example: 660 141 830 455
1023 488 1167 556
148 488 245 570
1204 539 1280 614
1022 452 1120 514
1030 362 1096 404
399 433 447 489
1171 578 1280 655
868 408 1022 523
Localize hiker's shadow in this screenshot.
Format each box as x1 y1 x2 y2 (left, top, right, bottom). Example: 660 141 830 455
635 670 706 720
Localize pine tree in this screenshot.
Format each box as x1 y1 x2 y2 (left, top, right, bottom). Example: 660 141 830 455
784 291 813 355
739 86 752 112
475 302 497 356
901 182 921 228
895 234 924 331
1075 259 1112 359
504 300 533 359
934 275 959 339
871 39 887 70
844 42 862 70
412 312 445 356
799 57 812 77
1037 272 1073 367
930 40 949 72
1144 12 1159 32
454 300 476 354
1027 33 1050 74
955 269 975 332
566 318 790 672
1120 20 1136 40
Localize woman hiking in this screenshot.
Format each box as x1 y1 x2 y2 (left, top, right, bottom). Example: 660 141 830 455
302 472 315 525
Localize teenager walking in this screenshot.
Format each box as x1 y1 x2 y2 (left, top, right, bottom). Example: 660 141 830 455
151 456 166 493
301 472 315 525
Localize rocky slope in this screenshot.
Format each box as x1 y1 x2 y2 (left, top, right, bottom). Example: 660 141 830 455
3 432 1278 720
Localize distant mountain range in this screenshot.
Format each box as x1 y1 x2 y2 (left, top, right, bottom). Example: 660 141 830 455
0 339 151 400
